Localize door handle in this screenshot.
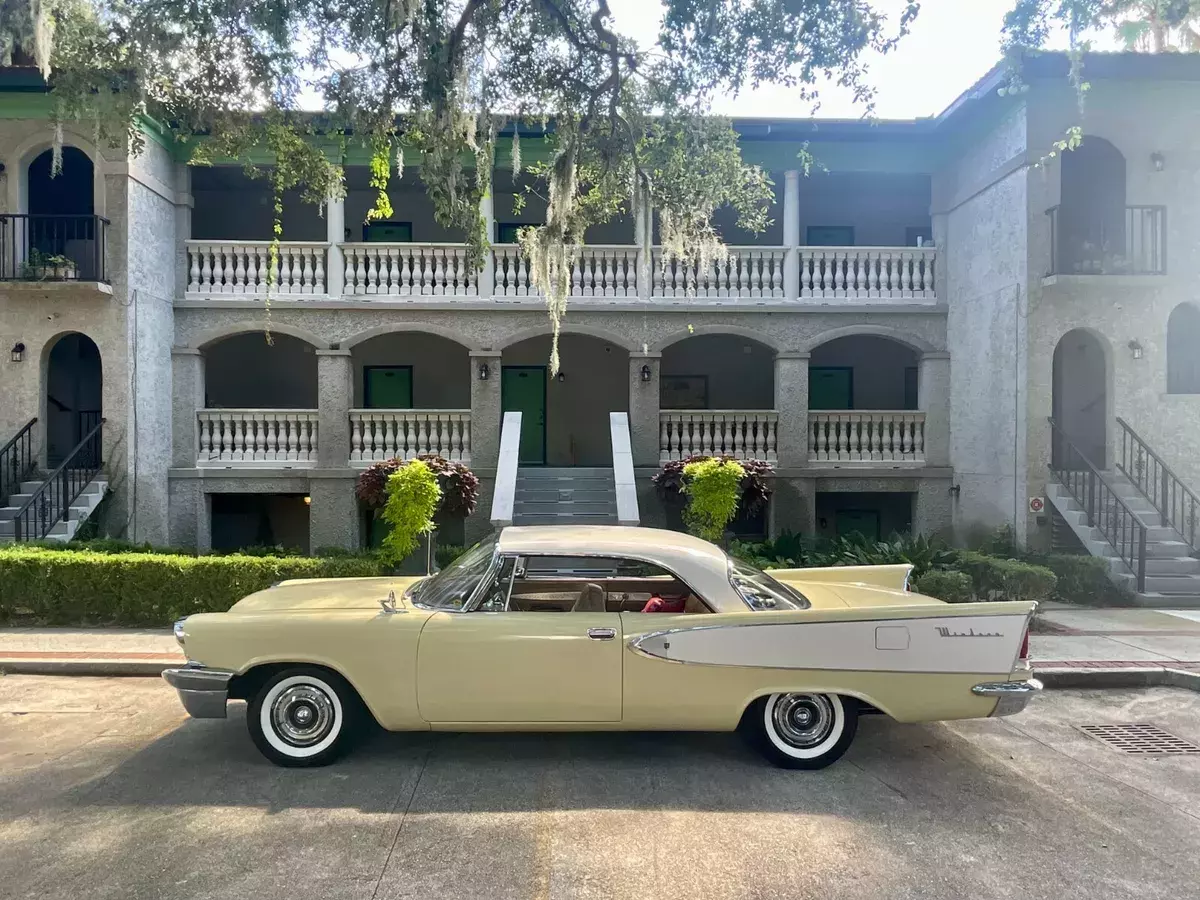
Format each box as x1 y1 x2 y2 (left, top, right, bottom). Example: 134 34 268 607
587 627 616 641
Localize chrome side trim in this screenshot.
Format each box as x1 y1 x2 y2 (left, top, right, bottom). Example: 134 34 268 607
972 679 1043 717
162 666 235 719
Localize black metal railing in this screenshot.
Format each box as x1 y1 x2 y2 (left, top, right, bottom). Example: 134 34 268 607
12 418 104 542
0 417 37 506
1047 204 1166 276
1117 417 1199 553
0 214 110 283
1049 417 1147 593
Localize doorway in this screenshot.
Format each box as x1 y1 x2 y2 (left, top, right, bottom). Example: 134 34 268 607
809 367 854 410
502 366 547 465
45 333 102 466
363 366 414 408
1052 329 1108 468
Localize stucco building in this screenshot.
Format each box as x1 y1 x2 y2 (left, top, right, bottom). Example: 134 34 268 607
2 53 1198 595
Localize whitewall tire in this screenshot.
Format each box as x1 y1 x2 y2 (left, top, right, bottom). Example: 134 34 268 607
744 693 858 770
247 667 359 767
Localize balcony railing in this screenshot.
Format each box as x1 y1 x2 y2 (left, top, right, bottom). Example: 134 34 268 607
659 410 779 462
1047 205 1166 276
0 214 110 283
493 245 639 298
799 247 936 300
343 243 477 297
808 411 926 464
186 242 329 296
651 247 786 299
196 409 318 467
349 409 472 465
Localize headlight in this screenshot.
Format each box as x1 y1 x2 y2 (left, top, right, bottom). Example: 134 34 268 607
173 617 188 648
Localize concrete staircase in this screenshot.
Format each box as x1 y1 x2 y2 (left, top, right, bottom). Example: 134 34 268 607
511 468 619 525
0 476 109 543
1046 470 1200 607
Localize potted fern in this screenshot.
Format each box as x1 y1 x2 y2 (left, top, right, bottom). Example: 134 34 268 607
22 249 78 281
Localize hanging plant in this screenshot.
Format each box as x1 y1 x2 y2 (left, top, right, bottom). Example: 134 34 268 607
356 455 479 517
379 460 441 564
654 455 773 516
680 458 745 542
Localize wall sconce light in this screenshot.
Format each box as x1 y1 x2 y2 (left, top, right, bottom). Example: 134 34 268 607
1128 339 1144 360
556 371 566 383
477 362 490 381
640 364 652 383
303 495 312 506
10 342 24 363
1151 151 1165 172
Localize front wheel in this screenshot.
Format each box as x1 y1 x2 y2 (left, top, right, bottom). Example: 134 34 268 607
247 667 359 767
743 693 858 770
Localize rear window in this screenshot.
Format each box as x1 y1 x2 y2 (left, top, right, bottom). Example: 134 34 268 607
728 560 809 610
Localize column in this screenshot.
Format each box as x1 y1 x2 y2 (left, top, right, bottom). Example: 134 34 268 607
782 169 800 302
171 348 205 467
308 477 360 551
479 191 496 299
628 352 661 467
316 349 353 468
470 350 503 467
635 186 652 301
326 188 345 299
931 212 947 301
919 351 951 467
174 164 192 299
774 351 810 469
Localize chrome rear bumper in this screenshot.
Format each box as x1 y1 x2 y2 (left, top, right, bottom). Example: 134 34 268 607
972 678 1043 717
162 666 234 719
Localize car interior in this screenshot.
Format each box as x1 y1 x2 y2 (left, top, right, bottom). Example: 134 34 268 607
476 555 713 614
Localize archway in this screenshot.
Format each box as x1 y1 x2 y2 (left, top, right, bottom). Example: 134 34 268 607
1167 303 1200 394
44 333 102 466
808 334 921 410
1052 329 1108 468
501 333 628 466
660 333 775 410
25 147 100 280
1058 136 1126 274
201 332 318 408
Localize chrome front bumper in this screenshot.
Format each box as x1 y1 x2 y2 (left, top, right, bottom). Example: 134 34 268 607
972 678 1043 717
162 666 234 719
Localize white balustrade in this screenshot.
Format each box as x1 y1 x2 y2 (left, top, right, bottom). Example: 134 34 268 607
798 247 936 301
808 411 926 464
348 410 472 464
196 409 318 466
652 247 786 299
341 243 478 297
659 411 779 462
493 245 639 298
186 242 328 296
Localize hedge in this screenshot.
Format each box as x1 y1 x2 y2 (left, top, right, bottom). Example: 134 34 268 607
913 569 974 604
954 551 1057 602
1026 552 1134 607
0 547 388 627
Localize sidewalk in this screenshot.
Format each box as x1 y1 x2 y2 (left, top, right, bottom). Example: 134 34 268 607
3 605 1200 685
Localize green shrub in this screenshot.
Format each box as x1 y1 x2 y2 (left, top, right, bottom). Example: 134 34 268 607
434 544 464 570
954 550 1057 602
380 460 442 564
356 455 479 516
830 533 957 578
1026 553 1133 606
913 569 975 603
681 458 745 542
653 455 773 515
0 547 388 626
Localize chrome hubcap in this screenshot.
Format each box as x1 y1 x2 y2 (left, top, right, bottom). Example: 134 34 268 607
772 694 836 748
271 684 336 747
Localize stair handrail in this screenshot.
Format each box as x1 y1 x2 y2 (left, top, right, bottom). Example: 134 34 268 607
12 418 105 542
0 417 37 505
609 412 640 526
1116 416 1200 552
490 411 522 527
1049 417 1148 593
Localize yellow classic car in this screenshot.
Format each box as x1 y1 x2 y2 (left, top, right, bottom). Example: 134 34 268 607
165 526 1041 769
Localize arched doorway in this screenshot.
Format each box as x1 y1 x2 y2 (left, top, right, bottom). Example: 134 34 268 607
25 147 99 280
1058 136 1126 274
1167 302 1200 394
44 333 102 466
1052 329 1108 468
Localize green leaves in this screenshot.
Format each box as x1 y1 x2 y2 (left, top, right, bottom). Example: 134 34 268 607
680 457 745 542
380 460 442 565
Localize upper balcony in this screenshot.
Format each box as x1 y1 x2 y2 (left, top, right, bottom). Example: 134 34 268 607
182 167 940 306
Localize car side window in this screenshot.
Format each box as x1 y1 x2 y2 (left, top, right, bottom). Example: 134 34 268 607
502 555 712 614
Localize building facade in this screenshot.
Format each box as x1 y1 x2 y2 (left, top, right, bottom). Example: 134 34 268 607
1 53 1197 557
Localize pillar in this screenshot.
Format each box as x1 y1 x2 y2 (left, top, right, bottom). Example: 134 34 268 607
919 351 951 467
914 479 954 538
174 164 192 298
171 348 204 467
931 212 948 302
326 189 345 299
316 349 353 468
470 350 503 468
629 352 661 467
308 477 360 552
782 169 800 301
774 352 810 469
635 186 652 301
479 191 496 299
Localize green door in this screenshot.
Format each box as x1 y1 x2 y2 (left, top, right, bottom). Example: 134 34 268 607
502 366 546 465
809 367 854 410
364 366 413 409
836 509 881 541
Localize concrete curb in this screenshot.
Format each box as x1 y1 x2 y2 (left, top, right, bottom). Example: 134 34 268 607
0 659 179 677
1037 667 1200 691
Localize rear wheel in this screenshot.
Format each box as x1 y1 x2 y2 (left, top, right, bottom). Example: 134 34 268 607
247 667 359 767
743 693 858 770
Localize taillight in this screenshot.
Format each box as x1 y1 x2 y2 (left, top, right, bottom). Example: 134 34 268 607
1019 627 1030 661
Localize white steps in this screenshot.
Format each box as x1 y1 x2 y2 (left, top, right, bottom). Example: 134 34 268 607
0 477 108 543
512 468 618 525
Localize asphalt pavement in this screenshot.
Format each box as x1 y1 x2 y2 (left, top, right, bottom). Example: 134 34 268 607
2 675 1199 900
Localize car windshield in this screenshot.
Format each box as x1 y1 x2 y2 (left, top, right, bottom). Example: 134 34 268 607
728 559 809 610
409 537 496 610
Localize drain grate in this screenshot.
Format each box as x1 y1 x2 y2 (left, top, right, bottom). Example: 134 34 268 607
1077 723 1200 755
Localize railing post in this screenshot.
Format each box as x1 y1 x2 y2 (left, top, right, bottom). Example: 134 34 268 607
1137 527 1147 594
479 190 496 299
326 189 345 299
782 170 800 302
